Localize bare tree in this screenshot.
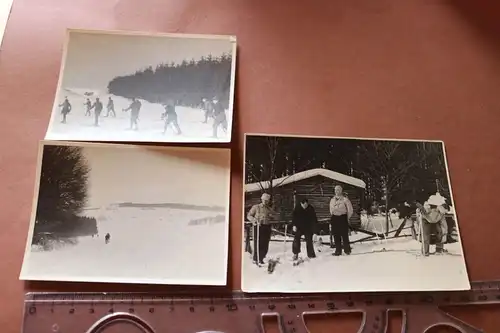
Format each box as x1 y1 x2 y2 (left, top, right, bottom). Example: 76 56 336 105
245 137 315 200
357 141 435 235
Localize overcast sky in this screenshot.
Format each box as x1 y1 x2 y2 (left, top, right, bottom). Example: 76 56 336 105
77 144 230 209
61 31 234 91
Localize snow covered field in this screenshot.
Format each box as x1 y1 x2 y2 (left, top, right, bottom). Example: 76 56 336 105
242 217 469 293
45 88 231 143
21 206 228 285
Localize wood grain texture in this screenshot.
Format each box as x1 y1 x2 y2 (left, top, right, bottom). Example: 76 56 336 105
1 0 500 332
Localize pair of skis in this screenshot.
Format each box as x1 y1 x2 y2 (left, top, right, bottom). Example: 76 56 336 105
252 223 306 273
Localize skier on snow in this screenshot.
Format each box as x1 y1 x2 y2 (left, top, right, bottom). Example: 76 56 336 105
247 193 277 265
90 97 103 126
105 233 111 244
291 197 318 260
105 97 116 117
161 99 182 135
123 97 142 130
84 98 92 116
59 96 72 123
211 97 228 138
202 98 214 123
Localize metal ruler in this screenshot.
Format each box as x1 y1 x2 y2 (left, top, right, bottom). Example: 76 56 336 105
22 280 500 333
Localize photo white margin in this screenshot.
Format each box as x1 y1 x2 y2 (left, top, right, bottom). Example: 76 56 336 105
43 28 238 144
19 140 232 286
240 132 471 293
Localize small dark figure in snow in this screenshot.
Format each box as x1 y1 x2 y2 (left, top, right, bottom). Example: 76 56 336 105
291 198 318 260
211 97 228 138
202 98 214 123
84 98 92 116
105 97 116 117
59 96 72 123
105 233 111 244
161 100 182 135
90 97 103 126
123 98 142 130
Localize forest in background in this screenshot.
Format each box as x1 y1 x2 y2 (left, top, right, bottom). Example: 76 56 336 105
107 54 233 109
244 135 452 211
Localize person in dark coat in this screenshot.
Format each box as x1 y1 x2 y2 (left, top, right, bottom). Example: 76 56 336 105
292 198 318 260
105 233 111 244
105 97 116 117
84 98 92 116
211 97 228 138
162 100 182 135
202 98 214 123
90 97 103 126
123 98 142 130
59 96 72 123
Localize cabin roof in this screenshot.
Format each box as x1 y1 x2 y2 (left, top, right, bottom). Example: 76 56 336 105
245 168 366 193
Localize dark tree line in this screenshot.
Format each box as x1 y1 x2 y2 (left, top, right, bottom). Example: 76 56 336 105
107 54 233 109
33 145 97 244
245 135 451 211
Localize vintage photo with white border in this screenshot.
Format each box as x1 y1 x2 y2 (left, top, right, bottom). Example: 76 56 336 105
45 29 237 143
20 140 231 285
242 133 470 293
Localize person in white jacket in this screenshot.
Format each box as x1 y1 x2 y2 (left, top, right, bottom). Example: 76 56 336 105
417 193 448 256
329 185 353 256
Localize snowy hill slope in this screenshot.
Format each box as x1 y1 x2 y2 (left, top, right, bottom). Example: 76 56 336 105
46 89 230 143
22 206 228 285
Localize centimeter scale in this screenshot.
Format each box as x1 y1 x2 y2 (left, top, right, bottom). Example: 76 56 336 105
22 280 500 333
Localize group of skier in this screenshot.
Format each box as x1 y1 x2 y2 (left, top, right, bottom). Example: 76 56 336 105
201 97 228 138
247 185 353 265
247 185 452 266
59 96 138 129
58 94 228 138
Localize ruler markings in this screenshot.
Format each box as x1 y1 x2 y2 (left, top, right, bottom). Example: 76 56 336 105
22 281 500 333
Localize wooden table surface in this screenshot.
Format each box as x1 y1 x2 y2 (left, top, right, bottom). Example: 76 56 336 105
1 0 500 332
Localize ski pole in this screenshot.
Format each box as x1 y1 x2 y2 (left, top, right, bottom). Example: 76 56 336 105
283 224 288 260
256 222 260 265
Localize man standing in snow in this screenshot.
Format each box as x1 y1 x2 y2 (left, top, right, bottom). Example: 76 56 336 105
291 197 318 260
161 99 182 135
123 98 142 130
329 185 353 256
59 96 72 123
247 193 277 264
105 97 116 117
90 97 103 126
84 98 92 116
212 97 228 138
416 193 448 256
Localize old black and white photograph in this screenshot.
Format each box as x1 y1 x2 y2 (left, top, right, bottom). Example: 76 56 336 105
242 133 469 293
45 29 236 143
20 141 231 285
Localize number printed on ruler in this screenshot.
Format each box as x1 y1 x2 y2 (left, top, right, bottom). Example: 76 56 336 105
22 281 500 333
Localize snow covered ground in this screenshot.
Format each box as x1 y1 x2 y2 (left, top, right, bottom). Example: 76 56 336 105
20 206 228 285
242 218 469 293
44 88 231 143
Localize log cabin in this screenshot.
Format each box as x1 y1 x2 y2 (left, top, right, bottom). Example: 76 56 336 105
244 168 366 233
